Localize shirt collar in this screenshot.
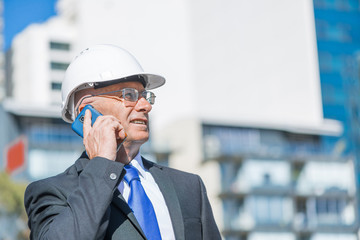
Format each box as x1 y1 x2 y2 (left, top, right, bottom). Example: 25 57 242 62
129 152 147 179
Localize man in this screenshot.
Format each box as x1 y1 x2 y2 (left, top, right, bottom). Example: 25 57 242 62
24 44 221 240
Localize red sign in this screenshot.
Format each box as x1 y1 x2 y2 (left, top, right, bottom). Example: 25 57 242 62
5 137 26 174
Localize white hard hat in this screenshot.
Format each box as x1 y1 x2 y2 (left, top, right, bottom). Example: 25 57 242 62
61 44 165 123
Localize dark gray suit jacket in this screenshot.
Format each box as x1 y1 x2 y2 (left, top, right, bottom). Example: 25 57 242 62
24 153 221 239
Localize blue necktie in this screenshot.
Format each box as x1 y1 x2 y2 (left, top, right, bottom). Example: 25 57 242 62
123 165 162 240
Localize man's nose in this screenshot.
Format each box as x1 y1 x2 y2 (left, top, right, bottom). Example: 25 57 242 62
134 97 152 112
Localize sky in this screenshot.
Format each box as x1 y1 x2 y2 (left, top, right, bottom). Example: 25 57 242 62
3 0 57 50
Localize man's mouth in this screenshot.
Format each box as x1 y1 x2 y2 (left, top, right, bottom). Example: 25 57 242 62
130 120 146 125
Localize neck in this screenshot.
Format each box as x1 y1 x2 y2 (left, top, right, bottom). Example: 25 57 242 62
115 141 142 164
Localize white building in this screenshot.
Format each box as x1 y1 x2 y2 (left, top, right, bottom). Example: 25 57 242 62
0 0 4 100
3 0 357 239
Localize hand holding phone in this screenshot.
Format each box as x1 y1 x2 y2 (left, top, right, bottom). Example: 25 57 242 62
72 104 126 160
72 105 102 138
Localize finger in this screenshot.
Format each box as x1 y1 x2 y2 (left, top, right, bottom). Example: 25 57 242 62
91 116 122 138
116 132 127 152
116 128 127 140
83 109 92 137
107 119 125 140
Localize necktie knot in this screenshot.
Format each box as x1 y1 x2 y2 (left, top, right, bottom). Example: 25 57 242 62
124 165 140 184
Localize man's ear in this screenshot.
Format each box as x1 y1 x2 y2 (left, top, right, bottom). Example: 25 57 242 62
76 95 93 114
78 104 86 113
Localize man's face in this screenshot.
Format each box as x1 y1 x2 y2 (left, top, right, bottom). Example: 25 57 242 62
77 81 152 145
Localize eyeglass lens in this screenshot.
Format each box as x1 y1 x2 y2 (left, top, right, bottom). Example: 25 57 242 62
122 88 155 105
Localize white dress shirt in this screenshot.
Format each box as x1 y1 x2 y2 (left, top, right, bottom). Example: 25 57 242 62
118 153 176 240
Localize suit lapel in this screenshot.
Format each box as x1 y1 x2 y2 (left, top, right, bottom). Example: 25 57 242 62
143 159 185 240
111 190 147 239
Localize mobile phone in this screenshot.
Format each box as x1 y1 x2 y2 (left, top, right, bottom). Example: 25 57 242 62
71 105 102 138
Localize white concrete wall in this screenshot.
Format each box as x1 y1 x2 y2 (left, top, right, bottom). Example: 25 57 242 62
191 0 323 129
12 25 49 105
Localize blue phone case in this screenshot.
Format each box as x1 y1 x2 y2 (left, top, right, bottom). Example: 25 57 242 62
71 105 102 137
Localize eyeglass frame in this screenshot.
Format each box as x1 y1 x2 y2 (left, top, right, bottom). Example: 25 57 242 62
75 87 156 116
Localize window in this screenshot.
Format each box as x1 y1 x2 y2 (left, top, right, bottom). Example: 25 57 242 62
28 149 81 180
247 196 292 225
51 82 62 90
220 162 242 192
50 62 69 71
27 123 81 145
202 125 261 158
297 197 351 226
50 41 70 51
316 197 346 224
315 21 352 43
222 198 245 230
314 0 360 11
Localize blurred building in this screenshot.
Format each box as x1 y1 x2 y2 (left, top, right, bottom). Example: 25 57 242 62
1 0 359 239
313 0 360 155
201 124 357 240
3 18 83 181
312 0 360 201
0 0 4 100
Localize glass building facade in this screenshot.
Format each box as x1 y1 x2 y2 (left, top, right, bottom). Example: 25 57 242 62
313 0 360 174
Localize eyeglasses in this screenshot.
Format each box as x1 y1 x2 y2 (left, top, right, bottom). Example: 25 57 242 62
100 88 156 104
76 88 156 114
